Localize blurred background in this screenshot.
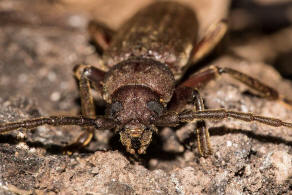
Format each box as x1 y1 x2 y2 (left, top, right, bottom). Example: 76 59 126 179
229 0 292 80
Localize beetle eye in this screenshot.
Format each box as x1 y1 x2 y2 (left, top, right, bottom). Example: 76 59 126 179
147 101 164 116
110 101 123 116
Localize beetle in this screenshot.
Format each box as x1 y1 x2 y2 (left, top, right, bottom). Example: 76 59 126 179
0 1 291 157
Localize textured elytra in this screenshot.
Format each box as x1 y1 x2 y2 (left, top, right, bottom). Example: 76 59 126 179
103 1 198 80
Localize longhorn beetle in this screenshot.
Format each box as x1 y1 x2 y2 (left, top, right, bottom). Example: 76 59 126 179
1 1 292 157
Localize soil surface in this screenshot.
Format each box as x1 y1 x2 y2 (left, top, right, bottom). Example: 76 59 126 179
0 0 292 194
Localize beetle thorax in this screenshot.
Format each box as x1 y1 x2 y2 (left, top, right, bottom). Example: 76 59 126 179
102 57 175 104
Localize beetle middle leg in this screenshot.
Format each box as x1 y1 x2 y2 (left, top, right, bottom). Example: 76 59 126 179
169 87 212 156
181 65 292 108
66 64 106 151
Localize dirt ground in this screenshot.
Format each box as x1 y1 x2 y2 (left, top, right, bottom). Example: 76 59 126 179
0 0 292 194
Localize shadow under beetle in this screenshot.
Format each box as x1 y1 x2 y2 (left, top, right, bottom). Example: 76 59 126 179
1 2 292 157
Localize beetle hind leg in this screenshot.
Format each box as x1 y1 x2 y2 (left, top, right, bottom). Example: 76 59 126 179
191 20 228 64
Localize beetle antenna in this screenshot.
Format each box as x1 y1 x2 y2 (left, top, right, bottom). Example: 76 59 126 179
0 116 98 134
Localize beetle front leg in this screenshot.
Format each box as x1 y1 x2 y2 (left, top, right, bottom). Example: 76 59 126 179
69 64 106 150
168 87 212 156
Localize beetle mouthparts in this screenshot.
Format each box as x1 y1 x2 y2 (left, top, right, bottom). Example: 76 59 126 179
130 137 141 151
119 127 153 155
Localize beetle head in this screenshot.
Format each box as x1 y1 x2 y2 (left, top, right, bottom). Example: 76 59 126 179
107 85 164 154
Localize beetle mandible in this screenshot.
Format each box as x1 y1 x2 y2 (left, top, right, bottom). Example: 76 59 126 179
1 1 292 157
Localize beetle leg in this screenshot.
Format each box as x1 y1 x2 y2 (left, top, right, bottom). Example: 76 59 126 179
180 66 292 108
66 65 106 151
168 87 194 113
180 65 218 89
88 21 115 53
168 87 212 156
0 65 112 152
191 20 228 64
74 64 106 93
191 89 212 156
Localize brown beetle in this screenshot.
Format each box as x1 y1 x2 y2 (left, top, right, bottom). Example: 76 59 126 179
1 2 291 156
